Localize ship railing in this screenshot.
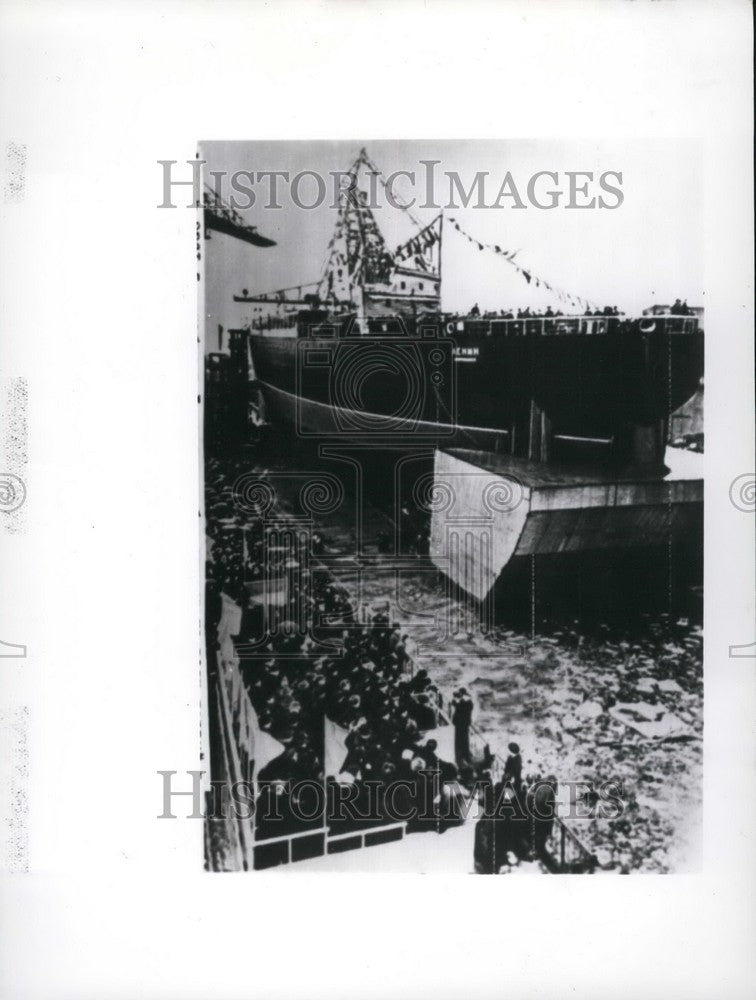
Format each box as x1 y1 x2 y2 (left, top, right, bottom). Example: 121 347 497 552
446 315 698 338
247 312 698 338
637 315 700 334
447 316 610 337
523 316 601 337
250 314 298 332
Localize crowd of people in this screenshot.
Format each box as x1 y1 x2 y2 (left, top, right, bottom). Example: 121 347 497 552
479 299 696 319
206 460 485 823
465 299 694 319
205 455 557 866
466 303 624 319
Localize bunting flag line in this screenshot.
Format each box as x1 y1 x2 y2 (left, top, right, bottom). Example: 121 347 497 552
359 148 427 231
447 216 599 311
315 150 442 301
318 156 420 299
393 214 442 264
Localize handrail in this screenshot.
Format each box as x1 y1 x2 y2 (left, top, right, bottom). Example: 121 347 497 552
255 826 328 846
251 819 408 869
328 821 406 843
247 313 700 338
445 315 699 338
253 823 408 850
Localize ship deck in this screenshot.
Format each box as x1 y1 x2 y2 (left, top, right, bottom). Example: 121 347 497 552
443 445 702 490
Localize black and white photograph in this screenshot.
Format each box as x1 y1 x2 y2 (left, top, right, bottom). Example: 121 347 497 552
1 3 753 998
199 140 705 873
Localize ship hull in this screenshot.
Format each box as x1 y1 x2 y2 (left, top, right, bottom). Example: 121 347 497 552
248 317 703 460
256 378 511 450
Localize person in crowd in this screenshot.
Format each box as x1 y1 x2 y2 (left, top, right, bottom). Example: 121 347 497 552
527 776 558 859
418 738 440 769
451 688 473 766
503 742 523 793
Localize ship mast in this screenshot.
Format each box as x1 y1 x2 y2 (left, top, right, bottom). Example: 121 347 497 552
332 150 444 325
236 149 441 323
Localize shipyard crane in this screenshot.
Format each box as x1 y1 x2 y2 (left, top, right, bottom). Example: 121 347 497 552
202 183 276 247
